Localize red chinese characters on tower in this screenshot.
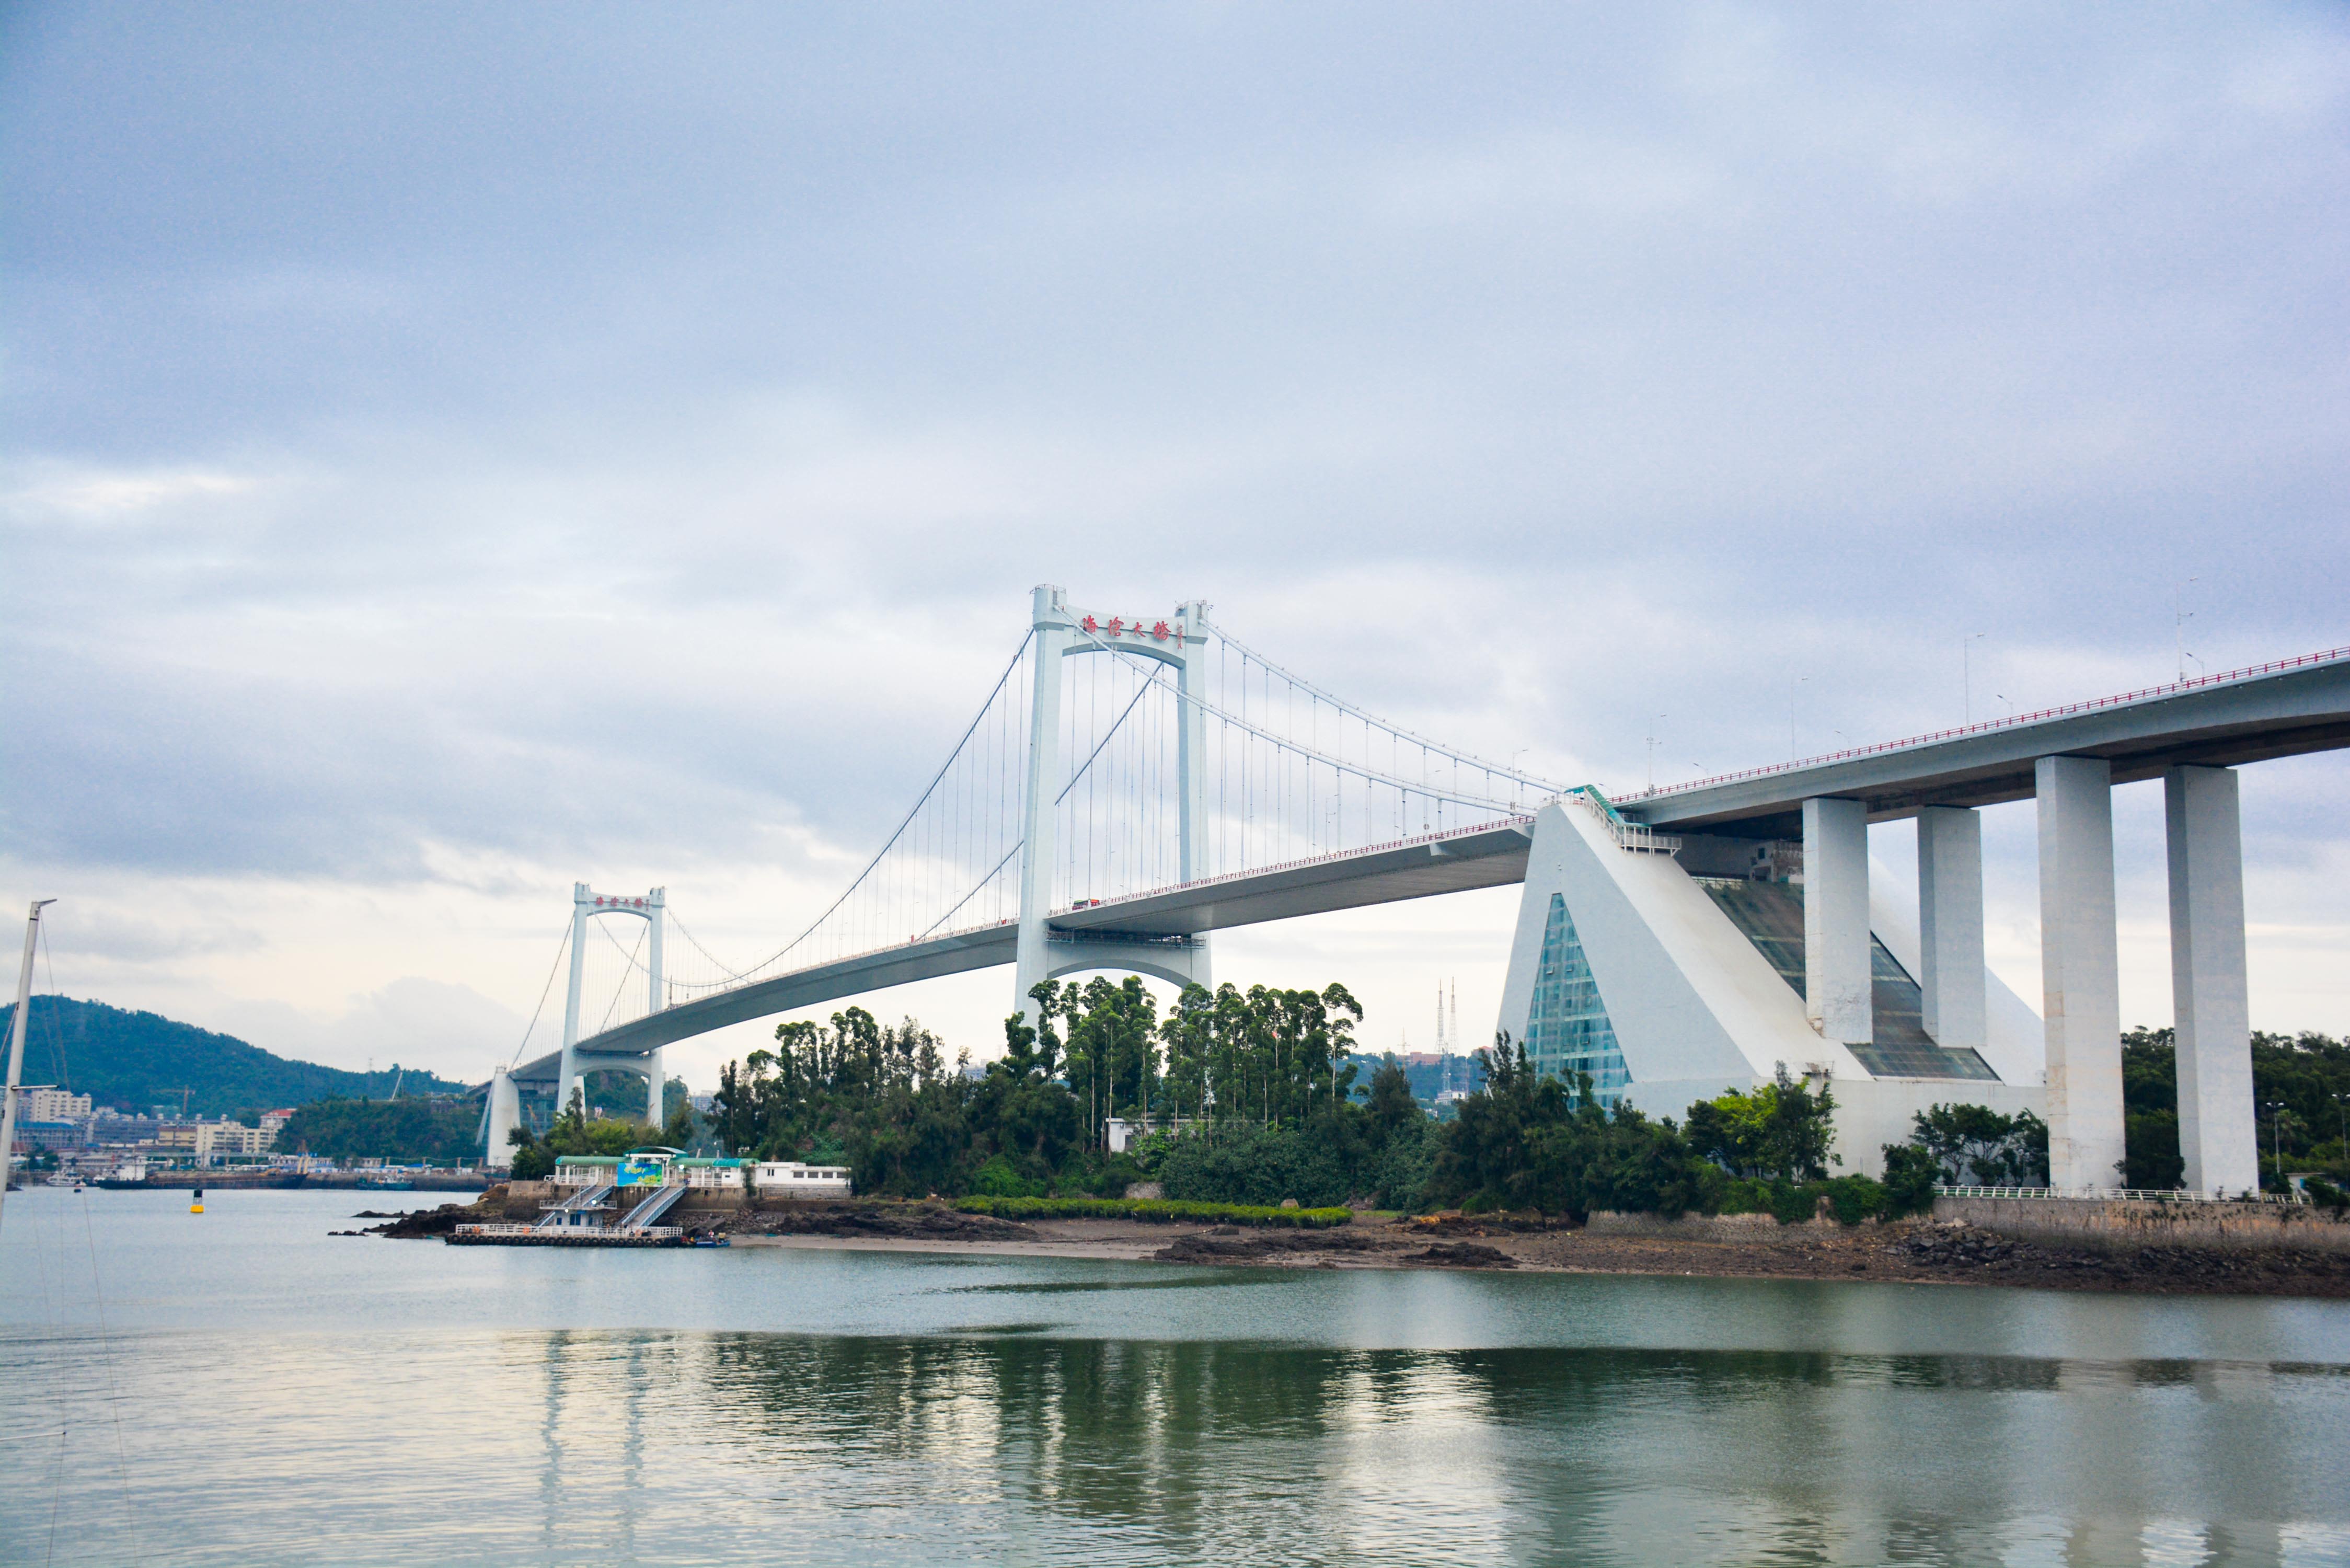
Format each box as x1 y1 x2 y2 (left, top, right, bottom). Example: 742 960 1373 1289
1151 620 1170 641
1106 617 1125 637
1080 615 1098 633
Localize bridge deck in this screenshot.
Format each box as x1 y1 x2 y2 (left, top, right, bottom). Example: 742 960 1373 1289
1619 648 2350 839
528 648 2348 1067
537 821 1532 1064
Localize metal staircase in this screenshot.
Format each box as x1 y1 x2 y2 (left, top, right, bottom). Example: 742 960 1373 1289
619 1183 690 1232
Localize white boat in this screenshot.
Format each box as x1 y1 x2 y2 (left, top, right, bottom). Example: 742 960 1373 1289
95 1156 148 1189
42 1173 85 1191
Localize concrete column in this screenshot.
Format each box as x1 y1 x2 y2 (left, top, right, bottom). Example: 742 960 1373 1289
1014 585 1068 1024
1916 806 1987 1051
2037 755 2124 1189
646 890 666 1125
1802 797 1872 1044
483 1069 521 1169
2166 765 2257 1195
1175 599 1210 884
555 882 590 1121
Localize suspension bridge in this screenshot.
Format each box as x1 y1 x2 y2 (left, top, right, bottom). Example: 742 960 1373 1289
482 586 2350 1197
484 585 1561 1150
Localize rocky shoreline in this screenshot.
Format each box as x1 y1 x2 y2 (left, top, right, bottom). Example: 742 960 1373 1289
356 1191 2350 1296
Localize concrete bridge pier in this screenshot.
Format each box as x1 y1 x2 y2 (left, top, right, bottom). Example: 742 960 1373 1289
2037 755 2125 1189
1916 805 1987 1052
1801 796 1873 1045
2167 764 2256 1194
483 1068 521 1169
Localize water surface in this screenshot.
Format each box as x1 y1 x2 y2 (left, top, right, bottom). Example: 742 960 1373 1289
4 1188 2346 1565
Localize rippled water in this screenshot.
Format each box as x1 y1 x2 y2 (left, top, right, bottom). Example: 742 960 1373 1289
3 1190 2348 1565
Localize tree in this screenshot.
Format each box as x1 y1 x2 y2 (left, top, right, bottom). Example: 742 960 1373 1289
1426 1034 1719 1218
1907 1103 2048 1186
1684 1067 1837 1182
1878 1143 1942 1216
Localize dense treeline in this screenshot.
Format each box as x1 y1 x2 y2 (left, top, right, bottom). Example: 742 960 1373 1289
702 980 1921 1218
705 978 2334 1215
2123 1027 2350 1187
272 1077 690 1165
275 1097 485 1163
708 978 1378 1199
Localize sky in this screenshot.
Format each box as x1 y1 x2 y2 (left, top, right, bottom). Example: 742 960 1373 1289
4 2 2346 1097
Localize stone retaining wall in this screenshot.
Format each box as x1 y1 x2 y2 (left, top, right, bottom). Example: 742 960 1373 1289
1584 1210 1834 1245
1935 1195 2350 1254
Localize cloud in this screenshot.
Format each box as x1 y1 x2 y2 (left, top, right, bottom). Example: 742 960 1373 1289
4 464 266 522
1 1 2343 1074
206 978 527 1085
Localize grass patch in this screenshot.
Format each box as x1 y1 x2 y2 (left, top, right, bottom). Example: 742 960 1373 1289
953 1196 1354 1228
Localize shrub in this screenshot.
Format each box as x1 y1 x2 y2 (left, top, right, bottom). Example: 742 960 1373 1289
1365 1121 1437 1211
954 1196 1353 1228
1717 1174 1893 1226
971 1154 1039 1198
1158 1124 1351 1208
1879 1143 1941 1217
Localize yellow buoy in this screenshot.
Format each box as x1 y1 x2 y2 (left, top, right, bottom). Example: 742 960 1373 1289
191 1186 204 1215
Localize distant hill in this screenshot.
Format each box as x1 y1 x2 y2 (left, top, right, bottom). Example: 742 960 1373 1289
0 996 473 1117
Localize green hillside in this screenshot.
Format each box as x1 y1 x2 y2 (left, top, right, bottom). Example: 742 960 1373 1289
0 996 472 1117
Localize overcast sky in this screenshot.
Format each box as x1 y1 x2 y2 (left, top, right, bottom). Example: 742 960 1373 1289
4 2 2345 1094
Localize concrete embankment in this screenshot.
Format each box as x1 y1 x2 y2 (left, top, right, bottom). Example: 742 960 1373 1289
1931 1195 2350 1255
112 1170 488 1192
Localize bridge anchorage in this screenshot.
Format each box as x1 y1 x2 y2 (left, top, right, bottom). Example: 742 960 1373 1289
480 589 2350 1200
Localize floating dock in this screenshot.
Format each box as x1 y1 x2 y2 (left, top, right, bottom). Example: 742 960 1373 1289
448 1222 685 1247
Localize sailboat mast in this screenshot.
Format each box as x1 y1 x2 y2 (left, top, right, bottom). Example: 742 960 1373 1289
0 900 56 1230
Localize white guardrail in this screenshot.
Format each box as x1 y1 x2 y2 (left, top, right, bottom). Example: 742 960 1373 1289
1569 788 1681 856
1936 1185 2312 1206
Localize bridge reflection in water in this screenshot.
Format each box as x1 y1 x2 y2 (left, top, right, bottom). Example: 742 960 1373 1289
515 1311 2342 1565
8 1213 2346 1566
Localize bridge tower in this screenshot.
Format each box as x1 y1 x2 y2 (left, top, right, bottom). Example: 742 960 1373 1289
481 1067 522 1170
556 883 667 1125
1017 585 1213 1019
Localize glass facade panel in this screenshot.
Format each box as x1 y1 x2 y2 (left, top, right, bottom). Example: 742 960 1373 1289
1524 893 1630 1105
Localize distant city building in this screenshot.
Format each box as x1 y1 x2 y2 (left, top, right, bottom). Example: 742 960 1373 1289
193 1120 273 1162
19 1088 93 1122
9 1121 84 1154
87 1115 165 1146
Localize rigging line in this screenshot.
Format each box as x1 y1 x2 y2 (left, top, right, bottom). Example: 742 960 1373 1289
595 923 648 1034
36 918 67 1092
1203 617 1566 792
920 838 1026 938
76 1192 145 1567
596 915 655 975
664 909 742 980
688 628 1036 986
1077 636 1527 812
505 921 573 1073
38 1200 63 1568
